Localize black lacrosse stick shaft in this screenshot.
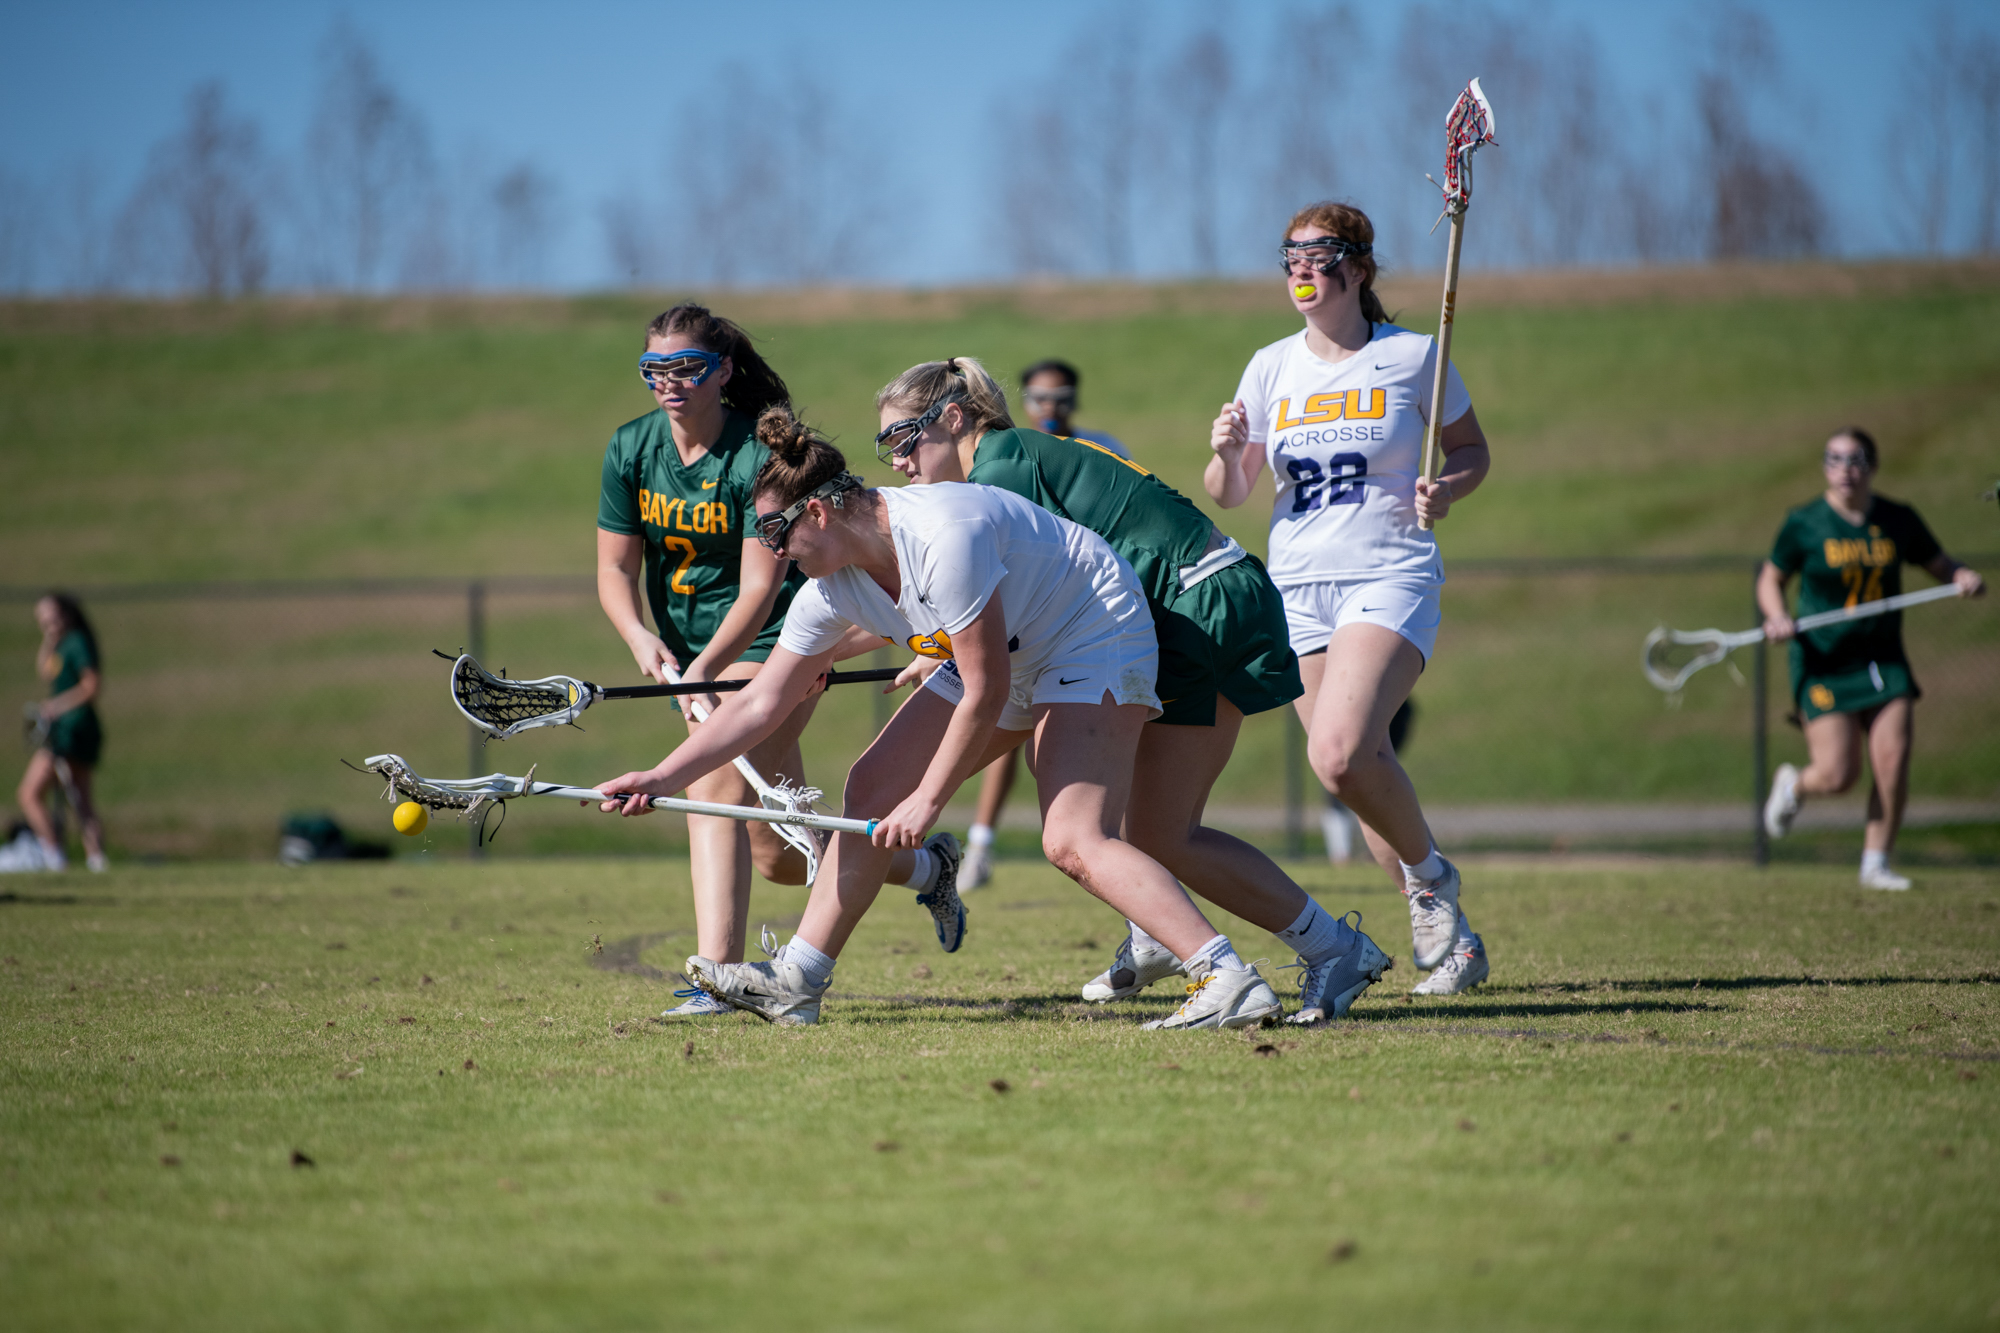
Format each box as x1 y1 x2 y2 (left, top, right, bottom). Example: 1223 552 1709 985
598 666 904 700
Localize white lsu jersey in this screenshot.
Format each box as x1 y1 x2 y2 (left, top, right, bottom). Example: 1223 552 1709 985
777 482 1147 679
1233 323 1472 584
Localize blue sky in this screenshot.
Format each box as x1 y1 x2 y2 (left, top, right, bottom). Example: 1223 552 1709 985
2 0 1991 287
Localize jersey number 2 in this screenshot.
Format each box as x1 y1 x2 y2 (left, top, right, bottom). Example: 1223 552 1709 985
1287 452 1366 513
662 537 698 594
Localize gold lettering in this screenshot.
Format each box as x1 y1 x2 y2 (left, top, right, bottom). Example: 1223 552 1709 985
1346 388 1386 419
1299 392 1344 425
1274 397 1306 431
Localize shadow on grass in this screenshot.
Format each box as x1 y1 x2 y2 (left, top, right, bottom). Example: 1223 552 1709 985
1504 974 2000 992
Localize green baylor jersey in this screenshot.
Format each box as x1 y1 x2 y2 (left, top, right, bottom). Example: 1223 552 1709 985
598 408 805 663
1768 495 1941 717
969 427 1300 725
968 428 1214 603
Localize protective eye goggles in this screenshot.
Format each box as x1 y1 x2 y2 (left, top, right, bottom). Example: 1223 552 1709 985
1279 237 1371 275
874 399 949 463
1021 386 1076 410
1823 452 1871 470
639 348 723 389
753 474 863 552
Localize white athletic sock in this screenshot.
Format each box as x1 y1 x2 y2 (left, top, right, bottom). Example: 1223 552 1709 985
779 936 835 989
1401 846 1446 883
1185 935 1242 978
1127 920 1164 954
968 823 996 850
1861 849 1890 876
1453 910 1477 947
1277 900 1355 964
895 847 937 892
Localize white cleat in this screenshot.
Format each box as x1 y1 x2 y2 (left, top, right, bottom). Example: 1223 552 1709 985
916 832 966 952
1764 762 1801 839
1403 858 1462 971
1142 964 1282 1031
660 985 736 1018
1284 915 1393 1024
1411 926 1489 996
1859 865 1912 891
960 840 994 891
686 955 827 1027
1081 930 1187 1002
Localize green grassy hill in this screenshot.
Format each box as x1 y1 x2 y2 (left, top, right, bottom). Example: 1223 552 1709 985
1 263 1995 859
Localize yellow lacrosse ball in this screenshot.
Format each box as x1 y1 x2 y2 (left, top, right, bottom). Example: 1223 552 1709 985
1293 283 1318 300
392 801 430 836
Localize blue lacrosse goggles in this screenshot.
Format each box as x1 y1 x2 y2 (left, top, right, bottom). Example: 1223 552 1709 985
639 348 723 389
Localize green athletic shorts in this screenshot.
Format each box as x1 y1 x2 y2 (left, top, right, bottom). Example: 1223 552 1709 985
1151 554 1303 727
45 706 102 766
1791 655 1919 722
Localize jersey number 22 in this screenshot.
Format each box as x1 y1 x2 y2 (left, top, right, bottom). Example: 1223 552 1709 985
1287 452 1366 512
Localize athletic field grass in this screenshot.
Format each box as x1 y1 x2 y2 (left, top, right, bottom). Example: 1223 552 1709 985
3 855 1995 1330
0 263 1995 858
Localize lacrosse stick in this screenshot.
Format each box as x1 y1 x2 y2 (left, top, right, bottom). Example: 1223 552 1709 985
1417 77 1497 533
444 651 900 739
447 652 898 881
1642 583 1967 694
356 752 879 839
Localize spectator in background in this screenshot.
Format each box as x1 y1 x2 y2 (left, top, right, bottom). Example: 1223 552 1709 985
1019 359 1130 460
962 360 1131 889
3 593 107 873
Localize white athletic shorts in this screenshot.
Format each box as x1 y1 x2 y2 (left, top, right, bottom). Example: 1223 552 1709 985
1280 570 1444 662
923 620 1161 731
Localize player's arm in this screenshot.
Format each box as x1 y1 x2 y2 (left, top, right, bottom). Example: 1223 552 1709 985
680 536 792 712
595 644 835 814
1414 406 1491 525
1922 551 1986 596
597 528 678 683
1203 401 1265 508
1756 561 1796 641
871 594 1011 850
40 667 100 721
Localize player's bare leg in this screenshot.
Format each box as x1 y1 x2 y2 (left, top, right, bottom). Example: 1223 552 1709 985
15 750 62 852
794 689 1024 957
1123 697 1315 930
1293 626 1433 868
1862 699 1913 854
1798 712 1865 799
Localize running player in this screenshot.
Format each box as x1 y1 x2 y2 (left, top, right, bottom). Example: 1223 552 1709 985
962 358 1127 889
1206 201 1494 996
4 593 106 873
597 306 949 1018
1758 427 1984 889
882 357 1392 1023
595 406 1282 1031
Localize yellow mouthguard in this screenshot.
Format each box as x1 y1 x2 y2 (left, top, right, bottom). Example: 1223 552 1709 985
1293 283 1318 300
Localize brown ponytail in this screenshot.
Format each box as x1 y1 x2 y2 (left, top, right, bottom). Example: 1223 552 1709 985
753 404 856 508
1286 201 1388 326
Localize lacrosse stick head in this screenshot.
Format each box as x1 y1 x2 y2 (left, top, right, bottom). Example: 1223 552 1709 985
1642 626 1731 695
450 654 589 740
1438 77 1498 214
361 753 490 814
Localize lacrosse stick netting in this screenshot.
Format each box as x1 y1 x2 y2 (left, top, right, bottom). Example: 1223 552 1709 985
1432 76 1497 225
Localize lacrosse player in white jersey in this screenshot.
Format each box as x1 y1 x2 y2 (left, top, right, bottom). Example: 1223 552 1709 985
1206 201 1494 995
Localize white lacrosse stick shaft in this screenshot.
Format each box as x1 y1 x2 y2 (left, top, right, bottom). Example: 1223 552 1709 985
1642 582 1967 693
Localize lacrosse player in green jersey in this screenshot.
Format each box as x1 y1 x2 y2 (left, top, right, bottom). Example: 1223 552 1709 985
4 593 106 873
1757 427 1984 890
599 308 943 1015
876 356 1393 1025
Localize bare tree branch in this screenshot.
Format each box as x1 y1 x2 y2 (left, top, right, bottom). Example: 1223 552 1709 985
118 82 272 296
304 21 435 290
